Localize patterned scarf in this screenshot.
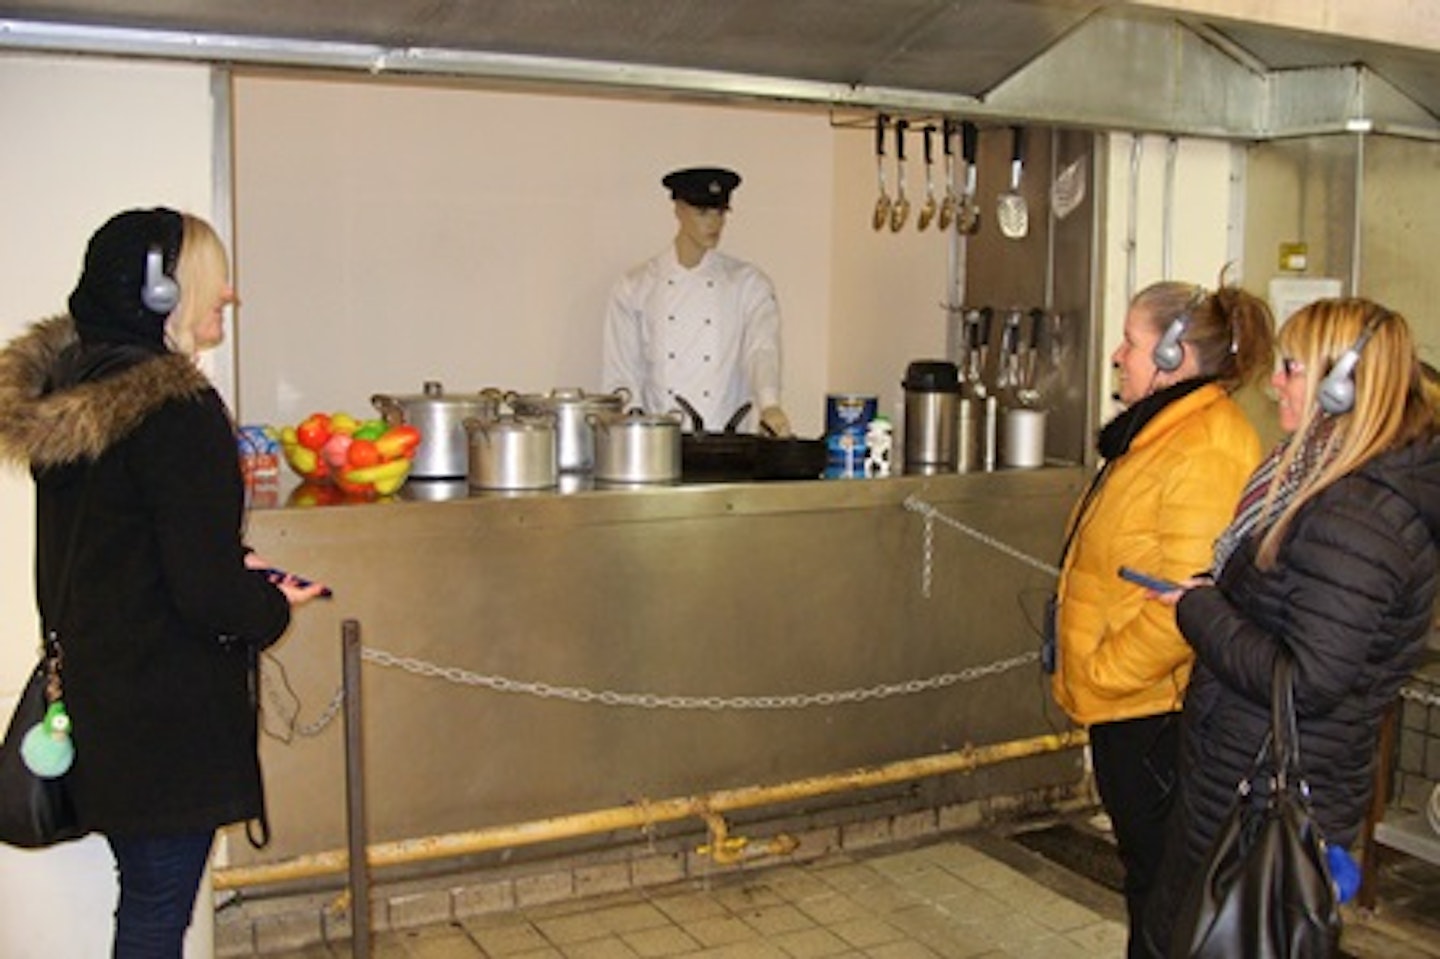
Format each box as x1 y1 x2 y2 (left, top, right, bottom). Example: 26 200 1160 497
1211 417 1339 575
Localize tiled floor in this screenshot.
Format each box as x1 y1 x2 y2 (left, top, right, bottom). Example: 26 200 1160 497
254 820 1440 959
261 832 1132 959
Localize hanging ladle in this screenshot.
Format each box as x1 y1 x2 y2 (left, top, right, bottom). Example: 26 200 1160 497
917 124 938 231
938 118 958 231
889 118 911 232
871 114 891 231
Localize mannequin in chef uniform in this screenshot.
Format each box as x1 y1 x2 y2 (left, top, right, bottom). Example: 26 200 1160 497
603 166 792 436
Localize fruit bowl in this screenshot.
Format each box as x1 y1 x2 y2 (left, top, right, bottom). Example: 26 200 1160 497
278 412 421 497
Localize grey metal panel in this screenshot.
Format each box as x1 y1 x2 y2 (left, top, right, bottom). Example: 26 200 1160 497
2 1 1438 136
241 471 1083 867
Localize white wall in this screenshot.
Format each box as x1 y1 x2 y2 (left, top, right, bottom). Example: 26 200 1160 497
232 76 836 436
0 51 218 959
1098 134 1241 420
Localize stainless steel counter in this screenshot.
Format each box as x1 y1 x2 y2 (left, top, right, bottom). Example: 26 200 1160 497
240 468 1087 869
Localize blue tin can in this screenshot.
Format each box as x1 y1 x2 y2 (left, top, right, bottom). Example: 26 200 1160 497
824 394 877 479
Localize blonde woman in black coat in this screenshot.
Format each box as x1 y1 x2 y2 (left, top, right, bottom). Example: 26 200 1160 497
1139 298 1440 956
0 208 327 958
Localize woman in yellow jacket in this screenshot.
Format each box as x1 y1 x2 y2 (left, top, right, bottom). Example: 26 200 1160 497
1051 279 1274 957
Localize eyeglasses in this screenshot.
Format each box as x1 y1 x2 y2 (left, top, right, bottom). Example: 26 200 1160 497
1279 357 1306 378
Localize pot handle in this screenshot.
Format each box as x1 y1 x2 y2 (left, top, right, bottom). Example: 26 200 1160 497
371 394 405 426
586 412 609 434
462 416 490 444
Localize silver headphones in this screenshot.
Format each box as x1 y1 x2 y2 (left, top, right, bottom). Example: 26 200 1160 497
141 244 180 314
1152 286 1207 373
1317 316 1383 415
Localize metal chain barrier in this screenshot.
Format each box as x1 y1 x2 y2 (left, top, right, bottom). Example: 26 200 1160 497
266 645 1041 737
903 494 1060 597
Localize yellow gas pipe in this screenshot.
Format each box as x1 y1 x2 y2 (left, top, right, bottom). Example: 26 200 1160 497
213 728 1085 891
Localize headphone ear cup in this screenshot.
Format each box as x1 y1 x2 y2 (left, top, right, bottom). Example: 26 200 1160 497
1318 350 1360 415
141 245 180 315
1152 317 1186 373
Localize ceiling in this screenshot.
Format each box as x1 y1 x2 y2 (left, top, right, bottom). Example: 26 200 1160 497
2 0 1438 138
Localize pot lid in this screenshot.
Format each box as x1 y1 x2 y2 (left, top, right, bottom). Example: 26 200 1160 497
373 381 502 408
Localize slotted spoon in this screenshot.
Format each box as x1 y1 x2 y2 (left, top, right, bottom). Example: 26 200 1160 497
997 125 1029 239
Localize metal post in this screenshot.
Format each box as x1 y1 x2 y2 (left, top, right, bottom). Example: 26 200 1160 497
342 619 371 958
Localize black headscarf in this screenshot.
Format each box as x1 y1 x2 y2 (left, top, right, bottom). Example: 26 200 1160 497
67 207 183 351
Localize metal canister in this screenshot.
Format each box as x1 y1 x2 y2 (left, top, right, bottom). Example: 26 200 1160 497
901 361 960 471
1001 407 1047 469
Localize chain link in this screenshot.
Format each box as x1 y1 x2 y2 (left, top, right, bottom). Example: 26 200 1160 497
1400 682 1440 709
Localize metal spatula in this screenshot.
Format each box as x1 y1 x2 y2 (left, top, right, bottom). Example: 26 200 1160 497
997 126 1029 239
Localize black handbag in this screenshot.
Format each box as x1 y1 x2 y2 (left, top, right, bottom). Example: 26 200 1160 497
1169 654 1341 958
0 468 93 849
0 641 83 847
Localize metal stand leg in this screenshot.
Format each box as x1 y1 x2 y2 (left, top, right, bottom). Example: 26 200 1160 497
343 619 371 958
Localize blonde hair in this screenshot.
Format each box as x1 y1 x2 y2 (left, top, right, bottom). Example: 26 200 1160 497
163 214 228 357
1131 274 1276 390
1256 298 1433 566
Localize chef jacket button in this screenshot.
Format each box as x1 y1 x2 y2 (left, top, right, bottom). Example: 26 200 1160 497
705 318 712 325
704 355 711 362
706 280 714 288
668 315 675 322
668 352 676 359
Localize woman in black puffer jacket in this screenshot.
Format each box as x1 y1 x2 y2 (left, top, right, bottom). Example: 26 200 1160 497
1139 298 1440 957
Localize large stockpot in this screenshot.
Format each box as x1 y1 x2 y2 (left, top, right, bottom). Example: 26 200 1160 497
464 414 558 490
372 381 501 479
589 409 681 484
506 387 629 473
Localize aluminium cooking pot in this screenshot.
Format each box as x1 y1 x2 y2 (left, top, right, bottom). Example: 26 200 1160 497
506 387 629 473
464 413 558 490
588 408 681 484
372 381 502 479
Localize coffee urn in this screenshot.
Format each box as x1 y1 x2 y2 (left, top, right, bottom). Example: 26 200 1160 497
902 360 961 472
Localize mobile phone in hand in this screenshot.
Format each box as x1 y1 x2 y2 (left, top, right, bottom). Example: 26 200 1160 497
1118 566 1180 593
258 567 333 598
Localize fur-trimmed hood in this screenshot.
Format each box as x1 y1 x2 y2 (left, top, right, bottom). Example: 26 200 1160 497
0 316 211 469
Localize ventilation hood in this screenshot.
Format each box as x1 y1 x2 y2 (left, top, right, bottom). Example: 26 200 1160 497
2 0 1438 139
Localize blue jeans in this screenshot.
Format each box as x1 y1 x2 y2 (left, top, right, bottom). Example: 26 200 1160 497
106 831 214 959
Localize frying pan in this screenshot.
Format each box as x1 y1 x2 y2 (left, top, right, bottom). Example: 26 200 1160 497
676 397 825 482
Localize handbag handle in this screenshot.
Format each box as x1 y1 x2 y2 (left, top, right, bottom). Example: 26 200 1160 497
40 466 96 684
1269 653 1308 796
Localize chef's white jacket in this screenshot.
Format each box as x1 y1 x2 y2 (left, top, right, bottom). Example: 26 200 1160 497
602 246 782 431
